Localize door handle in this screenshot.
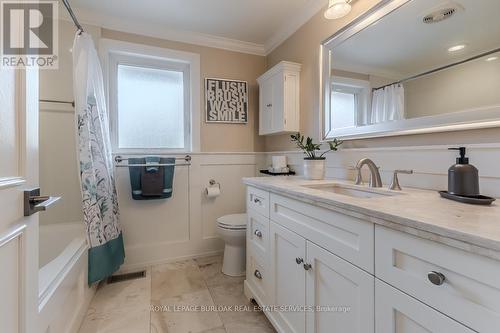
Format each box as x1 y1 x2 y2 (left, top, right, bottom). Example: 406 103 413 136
24 188 61 216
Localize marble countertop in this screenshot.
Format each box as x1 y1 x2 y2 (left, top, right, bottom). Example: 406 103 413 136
243 177 500 254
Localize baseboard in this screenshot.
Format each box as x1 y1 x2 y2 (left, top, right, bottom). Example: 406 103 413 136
67 284 97 333
119 249 224 272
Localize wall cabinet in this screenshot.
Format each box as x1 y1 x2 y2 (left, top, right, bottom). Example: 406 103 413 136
257 61 301 135
245 186 494 333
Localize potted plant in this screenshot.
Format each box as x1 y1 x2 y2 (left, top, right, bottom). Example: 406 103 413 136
291 132 343 180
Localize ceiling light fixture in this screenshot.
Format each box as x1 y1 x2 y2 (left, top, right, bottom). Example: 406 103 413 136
324 0 352 20
486 56 498 62
448 44 466 52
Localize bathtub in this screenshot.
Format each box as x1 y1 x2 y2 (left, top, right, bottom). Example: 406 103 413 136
39 222 96 333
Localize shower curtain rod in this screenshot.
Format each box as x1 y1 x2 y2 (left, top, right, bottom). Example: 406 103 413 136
372 47 500 91
62 0 84 34
39 99 75 107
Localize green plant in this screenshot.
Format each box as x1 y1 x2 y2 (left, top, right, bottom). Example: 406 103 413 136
291 132 343 159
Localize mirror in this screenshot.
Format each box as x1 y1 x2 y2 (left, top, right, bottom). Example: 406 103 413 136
322 0 500 140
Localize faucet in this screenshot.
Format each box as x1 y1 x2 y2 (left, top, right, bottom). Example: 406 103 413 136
354 158 383 188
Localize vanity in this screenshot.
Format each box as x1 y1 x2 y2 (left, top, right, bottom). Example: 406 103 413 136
243 177 500 333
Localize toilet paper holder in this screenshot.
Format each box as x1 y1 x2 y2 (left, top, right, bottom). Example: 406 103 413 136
209 179 220 189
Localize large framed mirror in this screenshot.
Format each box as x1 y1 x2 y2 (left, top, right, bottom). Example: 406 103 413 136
321 0 500 140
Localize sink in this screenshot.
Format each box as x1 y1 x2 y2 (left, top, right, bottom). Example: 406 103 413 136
301 184 400 199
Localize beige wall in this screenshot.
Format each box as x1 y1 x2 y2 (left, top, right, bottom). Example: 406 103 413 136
101 29 266 153
264 0 500 151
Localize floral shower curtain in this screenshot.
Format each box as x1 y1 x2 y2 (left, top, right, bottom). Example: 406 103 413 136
72 32 124 284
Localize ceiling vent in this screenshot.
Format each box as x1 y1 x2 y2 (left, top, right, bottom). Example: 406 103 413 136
422 2 464 24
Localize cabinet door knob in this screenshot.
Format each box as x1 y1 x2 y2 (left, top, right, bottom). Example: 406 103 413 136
427 271 446 286
303 263 312 271
253 198 261 204
266 103 272 107
254 270 263 280
254 230 263 238
295 257 304 265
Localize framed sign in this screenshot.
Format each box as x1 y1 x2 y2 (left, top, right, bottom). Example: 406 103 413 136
205 78 248 123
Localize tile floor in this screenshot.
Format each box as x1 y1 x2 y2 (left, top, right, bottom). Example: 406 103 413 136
78 255 276 333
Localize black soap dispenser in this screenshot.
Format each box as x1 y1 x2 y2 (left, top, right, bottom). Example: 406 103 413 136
447 147 479 197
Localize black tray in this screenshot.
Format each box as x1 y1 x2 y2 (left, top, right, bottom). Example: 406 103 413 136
439 191 496 205
260 169 296 176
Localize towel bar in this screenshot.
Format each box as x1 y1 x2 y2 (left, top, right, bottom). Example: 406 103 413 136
114 155 191 168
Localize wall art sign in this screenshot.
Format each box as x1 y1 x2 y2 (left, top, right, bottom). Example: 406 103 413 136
205 78 248 123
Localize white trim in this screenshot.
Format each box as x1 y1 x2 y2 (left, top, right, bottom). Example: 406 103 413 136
264 0 326 54
321 0 500 141
63 2 328 57
99 39 201 153
66 7 266 56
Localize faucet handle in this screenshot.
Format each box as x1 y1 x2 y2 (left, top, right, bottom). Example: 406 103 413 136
349 165 363 185
389 170 414 191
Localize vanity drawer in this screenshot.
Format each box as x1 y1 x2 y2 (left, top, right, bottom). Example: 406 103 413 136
270 193 374 273
376 279 474 333
247 210 269 258
247 250 268 304
247 186 270 218
375 226 500 333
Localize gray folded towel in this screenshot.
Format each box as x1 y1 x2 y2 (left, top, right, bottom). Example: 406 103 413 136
129 157 175 200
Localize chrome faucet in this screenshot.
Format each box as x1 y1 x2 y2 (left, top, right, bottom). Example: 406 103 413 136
354 158 383 188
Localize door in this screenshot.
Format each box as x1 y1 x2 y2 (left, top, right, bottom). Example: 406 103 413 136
305 241 374 333
259 77 273 135
271 73 284 132
270 221 306 333
0 65 40 333
375 280 474 333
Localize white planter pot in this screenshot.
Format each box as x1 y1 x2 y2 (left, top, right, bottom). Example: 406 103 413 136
303 159 326 180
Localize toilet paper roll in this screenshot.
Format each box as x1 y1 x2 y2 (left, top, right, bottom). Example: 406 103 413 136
206 186 221 198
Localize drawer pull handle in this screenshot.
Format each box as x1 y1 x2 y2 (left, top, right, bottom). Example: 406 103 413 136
303 263 312 271
267 103 272 108
254 270 263 280
254 230 263 238
296 258 304 265
253 198 261 204
427 271 446 286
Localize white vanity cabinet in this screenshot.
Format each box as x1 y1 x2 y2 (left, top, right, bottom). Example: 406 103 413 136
244 184 498 333
257 61 301 135
245 187 374 333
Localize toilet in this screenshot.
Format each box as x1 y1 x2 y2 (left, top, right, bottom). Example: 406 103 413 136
217 213 247 276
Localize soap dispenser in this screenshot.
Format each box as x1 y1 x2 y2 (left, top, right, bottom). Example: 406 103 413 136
447 147 479 197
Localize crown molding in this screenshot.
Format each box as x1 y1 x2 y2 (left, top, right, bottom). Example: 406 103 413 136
63 7 267 56
264 0 326 55
60 1 328 57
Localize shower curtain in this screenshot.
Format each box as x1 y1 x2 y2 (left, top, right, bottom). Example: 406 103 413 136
371 83 405 124
72 32 125 285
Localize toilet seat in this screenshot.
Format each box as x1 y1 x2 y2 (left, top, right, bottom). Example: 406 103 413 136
217 213 247 230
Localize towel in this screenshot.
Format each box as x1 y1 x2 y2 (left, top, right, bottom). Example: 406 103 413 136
129 157 175 200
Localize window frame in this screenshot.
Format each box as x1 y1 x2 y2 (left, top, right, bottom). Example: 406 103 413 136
100 39 201 154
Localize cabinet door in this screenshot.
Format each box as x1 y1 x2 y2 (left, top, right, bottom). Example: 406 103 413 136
270 221 306 333
259 78 273 135
271 73 284 132
375 280 474 333
305 242 374 333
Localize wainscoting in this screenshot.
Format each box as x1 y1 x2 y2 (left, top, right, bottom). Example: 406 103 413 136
116 153 263 271
262 143 500 198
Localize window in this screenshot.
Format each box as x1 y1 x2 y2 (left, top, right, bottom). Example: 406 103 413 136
117 64 186 149
103 39 201 153
331 89 357 129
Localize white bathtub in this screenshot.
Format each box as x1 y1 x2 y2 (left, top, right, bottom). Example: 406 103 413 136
39 223 95 333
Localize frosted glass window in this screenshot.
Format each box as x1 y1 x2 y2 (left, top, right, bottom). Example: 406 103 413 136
117 64 185 149
331 91 356 129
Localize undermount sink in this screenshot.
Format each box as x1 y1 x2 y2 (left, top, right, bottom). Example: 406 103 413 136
301 183 401 199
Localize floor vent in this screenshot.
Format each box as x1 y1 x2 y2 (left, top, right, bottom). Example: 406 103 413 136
107 270 146 284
